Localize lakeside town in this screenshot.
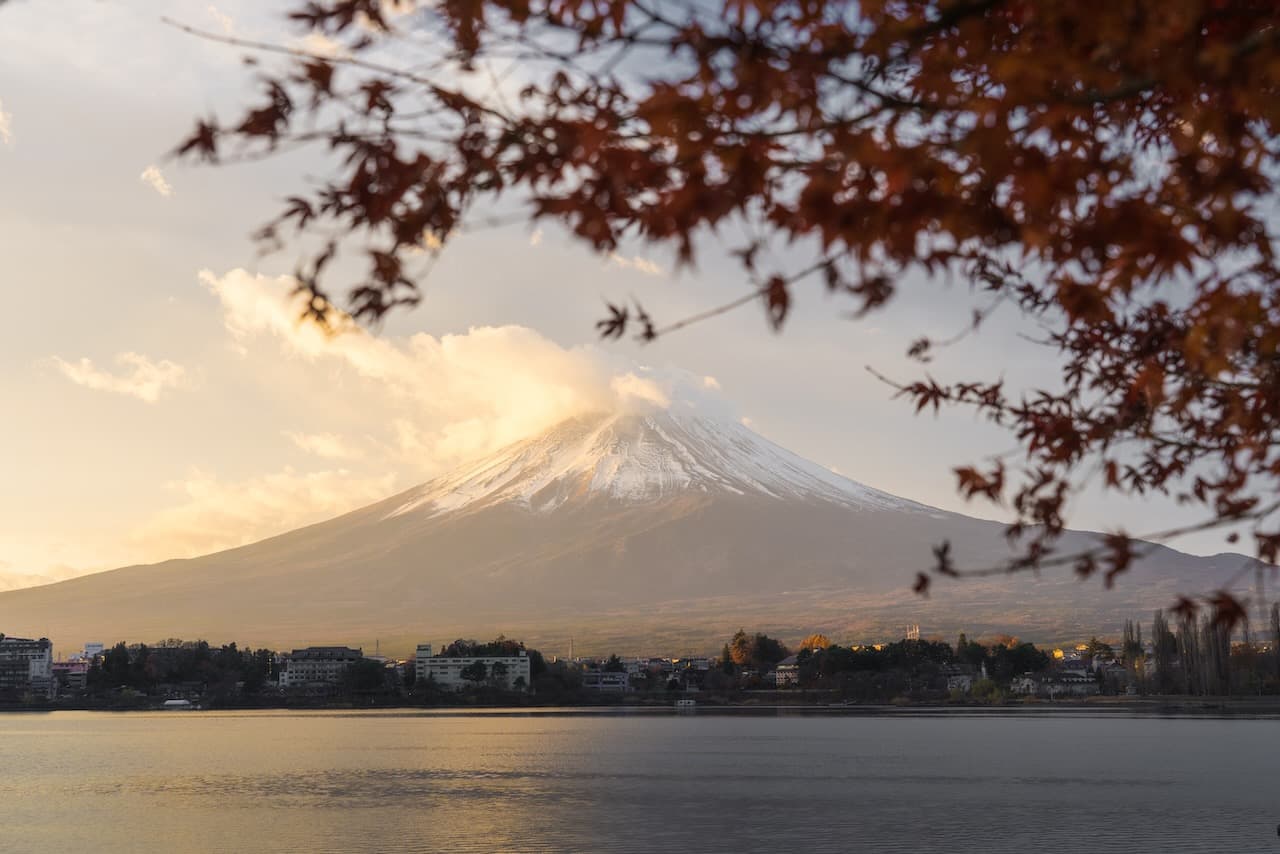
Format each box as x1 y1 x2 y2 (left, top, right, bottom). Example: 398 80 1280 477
6 608 1280 710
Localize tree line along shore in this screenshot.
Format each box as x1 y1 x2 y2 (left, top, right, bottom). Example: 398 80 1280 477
6 610 1280 711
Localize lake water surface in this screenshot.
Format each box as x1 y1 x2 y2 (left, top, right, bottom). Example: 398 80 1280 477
1 708 1277 853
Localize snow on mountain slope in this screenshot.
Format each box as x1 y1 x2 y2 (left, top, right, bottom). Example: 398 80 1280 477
388 411 937 519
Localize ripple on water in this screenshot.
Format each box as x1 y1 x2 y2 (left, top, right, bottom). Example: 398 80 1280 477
0 712 1275 853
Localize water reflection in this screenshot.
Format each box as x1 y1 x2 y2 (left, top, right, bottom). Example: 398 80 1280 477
0 710 1274 853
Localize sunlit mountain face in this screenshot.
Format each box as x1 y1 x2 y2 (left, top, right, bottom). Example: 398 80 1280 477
0 411 1258 655
384 411 933 517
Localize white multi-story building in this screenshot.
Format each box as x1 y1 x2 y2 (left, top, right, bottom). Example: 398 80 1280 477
413 644 434 683
416 648 531 692
280 646 363 688
0 636 54 698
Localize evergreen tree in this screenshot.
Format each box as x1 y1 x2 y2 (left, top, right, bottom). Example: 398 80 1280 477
719 644 734 675
1271 603 1280 683
460 661 488 685
1152 610 1178 694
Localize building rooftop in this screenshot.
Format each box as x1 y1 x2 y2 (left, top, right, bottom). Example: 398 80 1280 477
288 646 363 659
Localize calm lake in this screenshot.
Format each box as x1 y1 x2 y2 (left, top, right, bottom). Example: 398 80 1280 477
1 708 1276 853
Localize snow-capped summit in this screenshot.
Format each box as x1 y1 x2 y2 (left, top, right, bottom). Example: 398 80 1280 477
387 411 929 518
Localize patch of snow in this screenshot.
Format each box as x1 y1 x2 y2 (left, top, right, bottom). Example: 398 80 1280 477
386 412 936 519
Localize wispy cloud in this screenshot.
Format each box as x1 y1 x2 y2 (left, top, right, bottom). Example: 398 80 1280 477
609 252 663 276
52 352 186 402
130 467 396 560
0 565 83 593
284 431 365 461
206 4 235 33
0 98 12 145
140 164 173 197
529 228 543 247
296 31 350 59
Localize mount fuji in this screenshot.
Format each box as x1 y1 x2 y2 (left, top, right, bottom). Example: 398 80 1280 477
0 411 1257 654
385 412 929 517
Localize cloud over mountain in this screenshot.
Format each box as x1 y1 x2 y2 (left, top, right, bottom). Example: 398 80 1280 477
200 268 734 476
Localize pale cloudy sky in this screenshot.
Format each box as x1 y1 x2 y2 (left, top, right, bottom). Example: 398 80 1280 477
0 0 1233 586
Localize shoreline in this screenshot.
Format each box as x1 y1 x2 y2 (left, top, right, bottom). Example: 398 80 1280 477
9 695 1280 717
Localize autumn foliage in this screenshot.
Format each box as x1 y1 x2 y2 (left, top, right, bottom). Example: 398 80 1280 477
799 633 833 652
176 0 1280 623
